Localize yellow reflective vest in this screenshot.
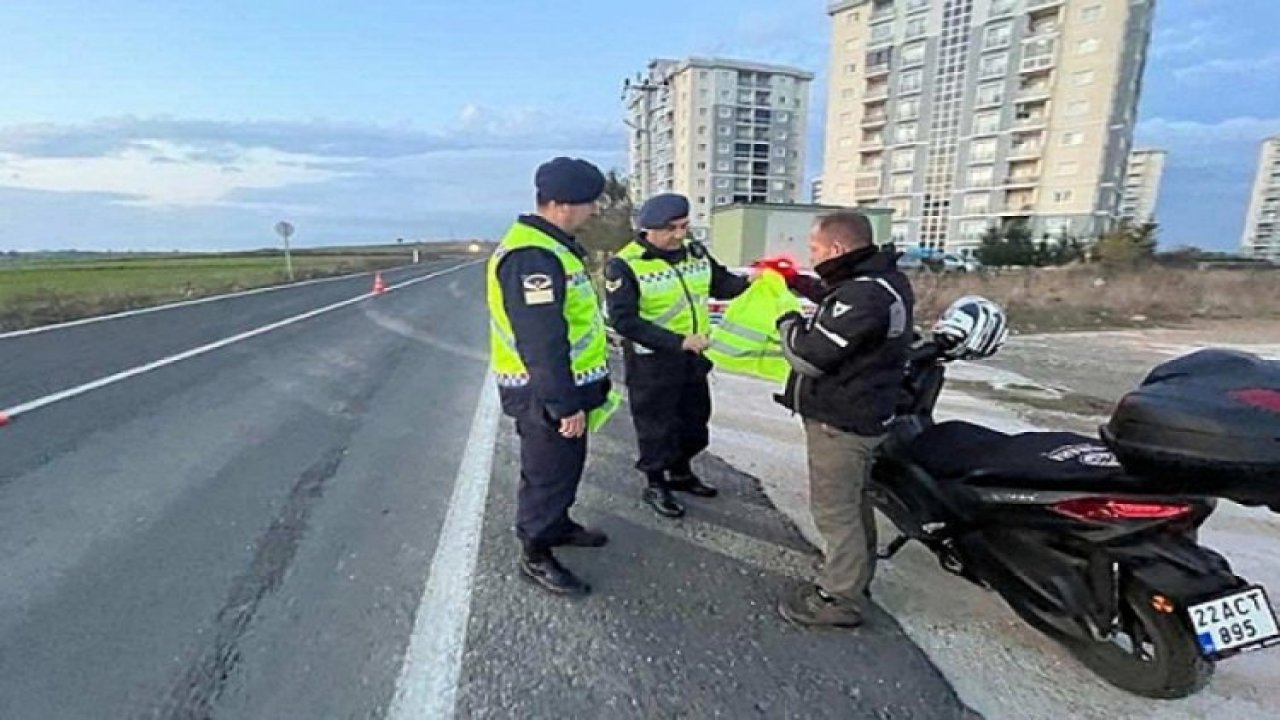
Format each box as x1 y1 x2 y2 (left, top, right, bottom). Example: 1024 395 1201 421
705 269 801 383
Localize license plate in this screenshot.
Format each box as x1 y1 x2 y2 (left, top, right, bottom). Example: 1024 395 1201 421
1188 586 1280 658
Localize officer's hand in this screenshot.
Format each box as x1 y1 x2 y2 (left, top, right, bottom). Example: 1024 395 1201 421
682 334 711 354
559 411 586 438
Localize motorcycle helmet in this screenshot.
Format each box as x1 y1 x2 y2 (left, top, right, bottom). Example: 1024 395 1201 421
932 295 1009 360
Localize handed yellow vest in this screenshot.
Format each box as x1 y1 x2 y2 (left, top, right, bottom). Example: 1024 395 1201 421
487 223 616 426
705 269 801 384
614 241 712 346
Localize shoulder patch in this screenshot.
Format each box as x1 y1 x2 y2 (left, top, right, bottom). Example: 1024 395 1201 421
605 277 623 293
831 301 852 318
521 273 555 305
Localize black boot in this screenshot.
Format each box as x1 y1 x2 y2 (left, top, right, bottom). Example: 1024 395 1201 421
519 544 590 596
667 460 718 497
642 472 685 518
552 524 609 548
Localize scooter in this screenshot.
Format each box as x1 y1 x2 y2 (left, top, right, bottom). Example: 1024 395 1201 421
870 320 1280 699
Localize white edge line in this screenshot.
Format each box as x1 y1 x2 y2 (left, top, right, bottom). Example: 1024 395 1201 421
389 377 499 720
0 259 483 421
0 259 456 341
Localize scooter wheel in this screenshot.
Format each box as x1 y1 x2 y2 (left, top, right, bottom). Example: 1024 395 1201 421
1067 584 1213 699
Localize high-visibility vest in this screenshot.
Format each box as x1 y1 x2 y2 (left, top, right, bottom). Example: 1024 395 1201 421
705 269 801 383
486 222 609 390
614 241 711 349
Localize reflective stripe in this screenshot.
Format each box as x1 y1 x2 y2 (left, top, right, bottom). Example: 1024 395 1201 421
570 326 600 356
814 322 850 348
491 318 517 353
717 321 771 344
854 276 908 339
708 341 783 359
652 295 691 326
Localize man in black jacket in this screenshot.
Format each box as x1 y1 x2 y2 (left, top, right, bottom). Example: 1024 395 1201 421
774 210 913 628
604 194 749 518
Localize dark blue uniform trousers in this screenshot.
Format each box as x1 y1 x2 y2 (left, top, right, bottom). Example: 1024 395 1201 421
514 408 588 549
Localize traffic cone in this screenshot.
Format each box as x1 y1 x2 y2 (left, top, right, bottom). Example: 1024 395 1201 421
372 272 387 295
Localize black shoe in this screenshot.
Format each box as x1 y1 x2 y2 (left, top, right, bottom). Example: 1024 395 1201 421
519 553 591 596
668 473 718 498
643 486 686 518
552 526 609 548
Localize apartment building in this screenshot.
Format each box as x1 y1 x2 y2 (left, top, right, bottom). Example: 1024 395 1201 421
1241 134 1280 262
822 0 1154 255
625 57 814 240
1119 148 1165 224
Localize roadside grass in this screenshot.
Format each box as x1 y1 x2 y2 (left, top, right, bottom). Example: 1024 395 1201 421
0 249 475 331
912 266 1280 333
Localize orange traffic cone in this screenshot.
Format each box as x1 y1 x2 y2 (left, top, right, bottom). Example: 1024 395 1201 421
372 272 387 295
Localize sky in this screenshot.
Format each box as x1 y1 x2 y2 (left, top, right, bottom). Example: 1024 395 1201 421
0 0 1277 252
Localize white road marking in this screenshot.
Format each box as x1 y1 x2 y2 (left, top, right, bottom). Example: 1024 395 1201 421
388 378 499 720
0 260 481 422
0 261 431 340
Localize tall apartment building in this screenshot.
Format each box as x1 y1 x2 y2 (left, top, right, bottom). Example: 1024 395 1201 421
1241 135 1280 262
625 57 813 240
1119 148 1165 224
823 0 1154 255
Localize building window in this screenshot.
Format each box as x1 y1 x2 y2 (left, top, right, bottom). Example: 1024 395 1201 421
1053 190 1074 203
871 22 893 44
1060 131 1085 147
845 63 858 74
1081 4 1104 22
990 0 1015 16
698 125 707 135
985 23 1012 50
964 194 990 213
698 162 708 170
1058 161 1080 176
1073 69 1096 86
838 160 855 173
1044 217 1073 236
842 87 856 99
893 148 915 171
902 42 926 67
968 166 994 187
773 180 786 190
717 161 731 171
973 110 1000 135
899 69 923 94
1066 100 1090 117
698 143 708 151
845 39 857 51
905 17 927 39
970 138 997 162
959 220 989 240
1078 38 1100 55
980 53 1009 78
841 112 854 125
700 107 708 116
839 136 855 149
716 178 730 188
775 147 788 158
718 125 732 136
716 195 730 205
778 111 790 122
718 107 732 118
895 122 918 143
897 98 921 120
976 82 1004 107
892 175 912 193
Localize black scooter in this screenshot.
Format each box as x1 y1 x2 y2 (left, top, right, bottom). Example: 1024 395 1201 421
870 337 1280 698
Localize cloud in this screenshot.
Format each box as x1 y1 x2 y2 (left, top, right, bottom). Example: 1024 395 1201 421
1171 52 1280 84
0 108 624 161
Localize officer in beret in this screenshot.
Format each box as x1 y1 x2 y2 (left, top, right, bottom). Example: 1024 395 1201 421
604 194 749 518
487 156 612 596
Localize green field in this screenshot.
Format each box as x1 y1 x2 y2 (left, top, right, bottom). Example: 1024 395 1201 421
0 245 487 331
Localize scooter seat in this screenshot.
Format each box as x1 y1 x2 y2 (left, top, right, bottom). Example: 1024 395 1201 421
908 421 1137 490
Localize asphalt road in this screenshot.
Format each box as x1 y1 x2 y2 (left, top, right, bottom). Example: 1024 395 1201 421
0 260 970 719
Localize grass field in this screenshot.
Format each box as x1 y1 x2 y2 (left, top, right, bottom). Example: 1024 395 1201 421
0 245 486 331
912 265 1280 333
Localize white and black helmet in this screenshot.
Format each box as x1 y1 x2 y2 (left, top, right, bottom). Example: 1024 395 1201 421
932 295 1009 360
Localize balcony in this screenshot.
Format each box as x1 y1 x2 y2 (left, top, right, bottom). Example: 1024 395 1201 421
861 134 886 149
1005 174 1041 188
856 175 883 193
1028 19 1060 36
870 2 894 21
1020 54 1055 73
862 111 889 128
866 61 892 79
972 124 1001 138
1008 143 1043 159
1014 114 1048 129
1018 82 1052 101
975 93 1005 110
865 83 890 101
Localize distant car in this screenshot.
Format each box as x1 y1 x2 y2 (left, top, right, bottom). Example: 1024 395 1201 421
939 253 982 273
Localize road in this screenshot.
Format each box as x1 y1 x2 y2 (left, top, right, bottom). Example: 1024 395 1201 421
0 261 970 719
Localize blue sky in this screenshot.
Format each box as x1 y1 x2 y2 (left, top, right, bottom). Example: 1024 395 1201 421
0 0 1277 252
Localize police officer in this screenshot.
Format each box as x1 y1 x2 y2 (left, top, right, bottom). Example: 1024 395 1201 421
487 156 612 597
604 194 749 518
